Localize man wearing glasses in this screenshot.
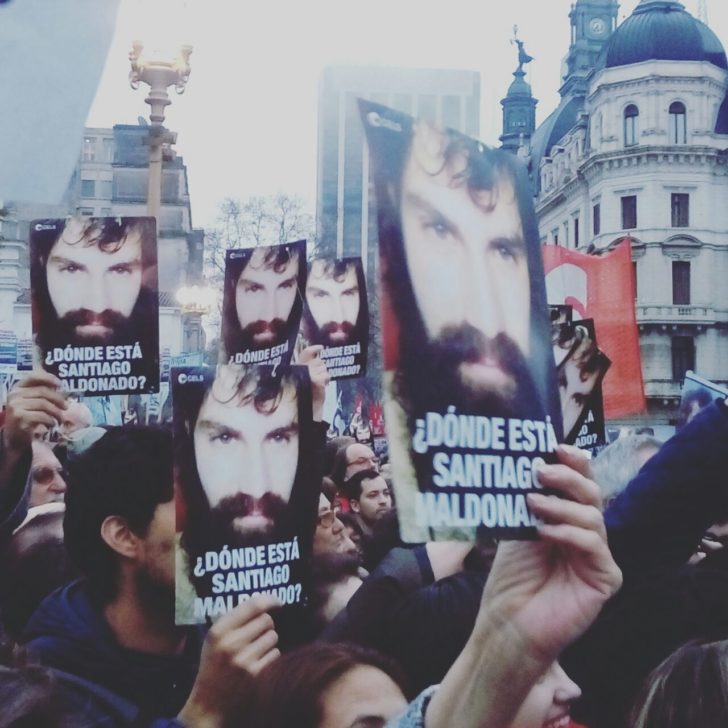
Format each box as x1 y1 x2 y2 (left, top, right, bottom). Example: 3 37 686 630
29 441 67 507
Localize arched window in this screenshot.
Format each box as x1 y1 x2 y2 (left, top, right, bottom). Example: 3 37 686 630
624 104 639 147
669 101 687 144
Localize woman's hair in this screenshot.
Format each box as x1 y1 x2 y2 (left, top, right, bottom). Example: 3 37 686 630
630 640 728 728
248 642 408 728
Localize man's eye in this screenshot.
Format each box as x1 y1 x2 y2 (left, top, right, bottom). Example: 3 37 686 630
424 219 451 238
268 428 296 444
109 265 133 275
343 289 357 297
210 430 235 444
280 279 296 290
242 283 262 293
312 290 327 299
60 264 81 273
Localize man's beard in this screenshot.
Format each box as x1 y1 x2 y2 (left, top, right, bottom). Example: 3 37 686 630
400 323 542 418
186 491 290 556
51 308 134 347
239 319 288 350
135 561 174 617
316 320 356 347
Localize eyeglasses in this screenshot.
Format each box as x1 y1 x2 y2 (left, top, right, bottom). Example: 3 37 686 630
317 510 337 528
31 466 68 486
348 455 378 468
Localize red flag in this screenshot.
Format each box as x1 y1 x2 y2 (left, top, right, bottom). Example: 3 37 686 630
542 240 645 418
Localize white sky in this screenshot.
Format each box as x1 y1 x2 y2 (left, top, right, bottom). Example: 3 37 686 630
86 0 727 231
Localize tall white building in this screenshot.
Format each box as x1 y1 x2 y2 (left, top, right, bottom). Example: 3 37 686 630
517 0 728 425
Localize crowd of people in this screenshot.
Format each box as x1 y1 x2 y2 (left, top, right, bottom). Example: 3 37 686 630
0 360 725 728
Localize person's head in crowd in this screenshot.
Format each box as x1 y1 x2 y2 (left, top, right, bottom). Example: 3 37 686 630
0 506 78 639
0 658 74 728
629 640 728 728
175 365 311 590
591 433 662 507
303 259 368 348
557 328 610 440
676 388 713 430
29 441 67 507
322 436 355 479
313 493 357 559
372 114 555 421
331 442 378 487
320 476 342 512
58 400 93 441
249 642 409 728
32 423 51 442
336 511 365 559
30 216 157 351
308 553 363 630
509 661 582 728
222 243 304 358
343 469 392 530
63 426 174 607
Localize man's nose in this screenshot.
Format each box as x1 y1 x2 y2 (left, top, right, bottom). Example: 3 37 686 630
328 296 345 324
332 517 344 534
244 451 269 499
51 471 67 494
85 275 108 314
464 253 503 339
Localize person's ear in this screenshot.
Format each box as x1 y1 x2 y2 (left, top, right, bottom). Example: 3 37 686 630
100 515 141 560
350 499 361 514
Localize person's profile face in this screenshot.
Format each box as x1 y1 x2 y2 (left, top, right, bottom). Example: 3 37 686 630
306 261 360 346
193 373 299 537
558 340 601 436
399 123 531 400
235 248 299 347
46 218 143 343
507 661 581 728
29 441 67 507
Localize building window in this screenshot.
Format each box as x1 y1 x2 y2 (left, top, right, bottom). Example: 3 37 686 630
624 104 639 147
574 216 580 247
593 203 601 235
621 195 637 229
98 180 113 199
632 261 638 300
80 179 96 198
669 101 687 144
77 207 94 217
672 261 691 305
552 229 559 245
671 335 695 382
82 137 96 162
671 193 689 227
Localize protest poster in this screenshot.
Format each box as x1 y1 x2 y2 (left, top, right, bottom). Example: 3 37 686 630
16 338 33 371
221 241 307 370
361 99 562 542
172 363 318 627
0 331 17 376
555 319 610 448
300 257 369 380
29 216 160 396
543 240 645 418
677 371 728 430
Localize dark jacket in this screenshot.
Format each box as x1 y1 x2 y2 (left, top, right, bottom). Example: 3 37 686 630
22 580 201 727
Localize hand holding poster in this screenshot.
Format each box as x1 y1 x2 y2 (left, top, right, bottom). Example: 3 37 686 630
361 100 562 542
300 257 369 380
30 217 160 395
173 364 317 625
221 241 307 369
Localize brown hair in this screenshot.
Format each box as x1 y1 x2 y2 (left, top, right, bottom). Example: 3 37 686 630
248 643 408 728
629 640 728 728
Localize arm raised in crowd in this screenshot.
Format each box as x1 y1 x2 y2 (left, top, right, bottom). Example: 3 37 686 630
177 594 281 728
605 397 728 581
420 445 622 728
0 371 66 536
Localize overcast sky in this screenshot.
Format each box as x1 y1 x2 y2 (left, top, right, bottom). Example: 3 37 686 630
86 0 726 231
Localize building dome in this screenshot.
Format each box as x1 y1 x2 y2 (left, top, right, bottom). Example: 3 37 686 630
604 0 727 71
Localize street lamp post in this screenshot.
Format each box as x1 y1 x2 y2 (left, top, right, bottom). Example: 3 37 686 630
128 40 192 219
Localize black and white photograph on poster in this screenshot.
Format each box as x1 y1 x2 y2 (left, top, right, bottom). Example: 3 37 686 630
221 240 307 369
173 364 318 627
549 304 572 327
29 216 160 395
556 319 610 448
300 257 369 380
361 99 562 542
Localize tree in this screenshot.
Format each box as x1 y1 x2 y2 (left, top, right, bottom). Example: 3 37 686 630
204 193 315 280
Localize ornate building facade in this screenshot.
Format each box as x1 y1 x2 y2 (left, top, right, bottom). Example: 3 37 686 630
505 0 728 424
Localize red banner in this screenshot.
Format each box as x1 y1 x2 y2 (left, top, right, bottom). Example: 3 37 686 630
542 241 645 418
